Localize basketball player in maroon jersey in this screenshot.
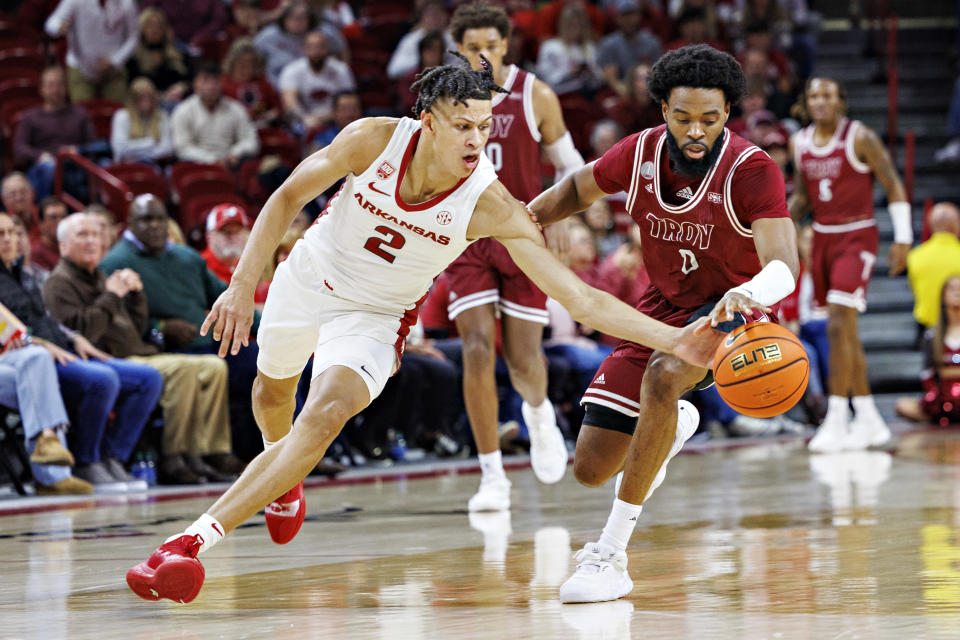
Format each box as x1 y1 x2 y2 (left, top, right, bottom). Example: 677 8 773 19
790 77 912 452
529 45 800 603
447 4 586 511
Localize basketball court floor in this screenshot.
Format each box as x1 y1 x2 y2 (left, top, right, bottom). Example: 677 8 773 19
2 428 960 640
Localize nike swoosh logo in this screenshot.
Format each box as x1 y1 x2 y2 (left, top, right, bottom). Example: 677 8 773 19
360 365 373 379
724 325 749 347
211 522 223 536
368 181 390 196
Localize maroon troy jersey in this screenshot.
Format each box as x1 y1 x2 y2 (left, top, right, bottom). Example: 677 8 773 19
794 118 875 226
486 65 542 203
593 125 791 308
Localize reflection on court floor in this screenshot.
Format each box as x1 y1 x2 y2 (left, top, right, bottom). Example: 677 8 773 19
2 430 960 639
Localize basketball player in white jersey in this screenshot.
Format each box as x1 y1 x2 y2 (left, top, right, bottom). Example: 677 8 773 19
125 58 724 604
448 2 586 512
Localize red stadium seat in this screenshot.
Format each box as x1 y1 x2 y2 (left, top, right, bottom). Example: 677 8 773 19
177 172 237 207
108 163 169 206
1 96 42 170
170 162 233 194
79 99 122 139
258 128 301 168
0 78 40 107
0 48 45 76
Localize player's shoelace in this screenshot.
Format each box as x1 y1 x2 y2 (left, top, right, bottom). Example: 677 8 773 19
572 545 607 574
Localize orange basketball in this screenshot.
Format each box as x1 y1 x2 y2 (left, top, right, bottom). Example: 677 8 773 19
712 321 809 418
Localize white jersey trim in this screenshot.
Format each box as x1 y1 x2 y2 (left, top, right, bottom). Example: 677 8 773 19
844 120 872 174
722 146 765 239
491 65 518 108
803 118 847 157
812 219 877 233
653 129 731 214
521 71 541 143
625 128 653 213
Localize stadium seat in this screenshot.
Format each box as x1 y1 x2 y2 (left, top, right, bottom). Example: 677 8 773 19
180 192 248 232
79 99 123 140
177 171 237 207
1 96 42 171
108 163 169 205
0 78 40 108
258 128 301 168
170 161 233 194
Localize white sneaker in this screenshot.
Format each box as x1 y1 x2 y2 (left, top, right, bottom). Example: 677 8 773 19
614 400 699 499
559 542 633 603
809 413 849 453
844 412 892 449
468 476 511 511
523 402 568 484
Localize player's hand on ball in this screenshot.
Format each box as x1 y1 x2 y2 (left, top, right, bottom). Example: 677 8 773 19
673 317 725 369
709 291 771 326
201 285 255 357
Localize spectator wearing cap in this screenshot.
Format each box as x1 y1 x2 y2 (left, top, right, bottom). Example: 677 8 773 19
170 63 260 169
44 0 139 102
0 212 162 491
202 204 252 284
99 195 263 460
279 30 356 132
30 196 68 272
43 212 242 485
596 0 662 96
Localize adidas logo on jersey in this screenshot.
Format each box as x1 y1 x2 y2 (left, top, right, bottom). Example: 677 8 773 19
676 186 694 200
645 184 654 193
593 373 606 385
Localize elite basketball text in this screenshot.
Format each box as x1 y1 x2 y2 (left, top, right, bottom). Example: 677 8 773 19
730 343 783 375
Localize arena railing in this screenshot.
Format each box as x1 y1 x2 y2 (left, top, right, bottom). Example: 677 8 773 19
886 14 899 153
53 151 133 221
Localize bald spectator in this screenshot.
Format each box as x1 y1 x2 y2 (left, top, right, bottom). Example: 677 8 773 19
44 0 138 102
1 173 38 232
279 30 356 131
170 63 260 168
30 197 68 272
13 67 98 201
908 202 960 329
43 213 242 484
99 195 262 460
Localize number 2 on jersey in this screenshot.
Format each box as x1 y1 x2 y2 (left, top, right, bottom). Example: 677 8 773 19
364 225 405 263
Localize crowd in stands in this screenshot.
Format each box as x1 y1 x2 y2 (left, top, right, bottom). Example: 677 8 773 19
0 0 953 499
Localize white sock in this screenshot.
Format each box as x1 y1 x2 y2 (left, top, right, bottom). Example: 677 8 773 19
522 399 556 432
478 450 506 480
852 395 880 418
824 396 849 423
168 513 225 554
597 498 642 552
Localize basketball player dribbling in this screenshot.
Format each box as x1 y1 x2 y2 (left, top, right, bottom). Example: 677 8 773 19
528 45 800 603
446 4 586 510
125 57 725 604
791 77 912 452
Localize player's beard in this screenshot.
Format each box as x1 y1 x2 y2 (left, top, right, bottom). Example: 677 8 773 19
665 128 726 178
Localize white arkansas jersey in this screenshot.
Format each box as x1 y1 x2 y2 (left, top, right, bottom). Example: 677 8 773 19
301 117 498 315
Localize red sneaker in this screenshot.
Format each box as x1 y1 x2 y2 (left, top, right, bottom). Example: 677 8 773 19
265 481 305 544
126 534 205 603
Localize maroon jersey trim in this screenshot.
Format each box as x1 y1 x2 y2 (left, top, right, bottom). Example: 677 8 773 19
652 129 732 213
394 129 471 212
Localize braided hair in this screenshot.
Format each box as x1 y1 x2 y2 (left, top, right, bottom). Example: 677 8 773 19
411 52 507 117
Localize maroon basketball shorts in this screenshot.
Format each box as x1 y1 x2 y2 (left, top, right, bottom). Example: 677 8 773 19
811 221 879 313
444 238 548 324
581 285 770 434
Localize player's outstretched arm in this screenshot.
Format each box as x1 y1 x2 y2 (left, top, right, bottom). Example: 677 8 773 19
472 182 724 368
527 161 607 227
856 124 912 275
201 118 393 357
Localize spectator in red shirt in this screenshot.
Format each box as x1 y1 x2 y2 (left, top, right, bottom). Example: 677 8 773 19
221 38 283 128
30 196 68 272
201 204 251 284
